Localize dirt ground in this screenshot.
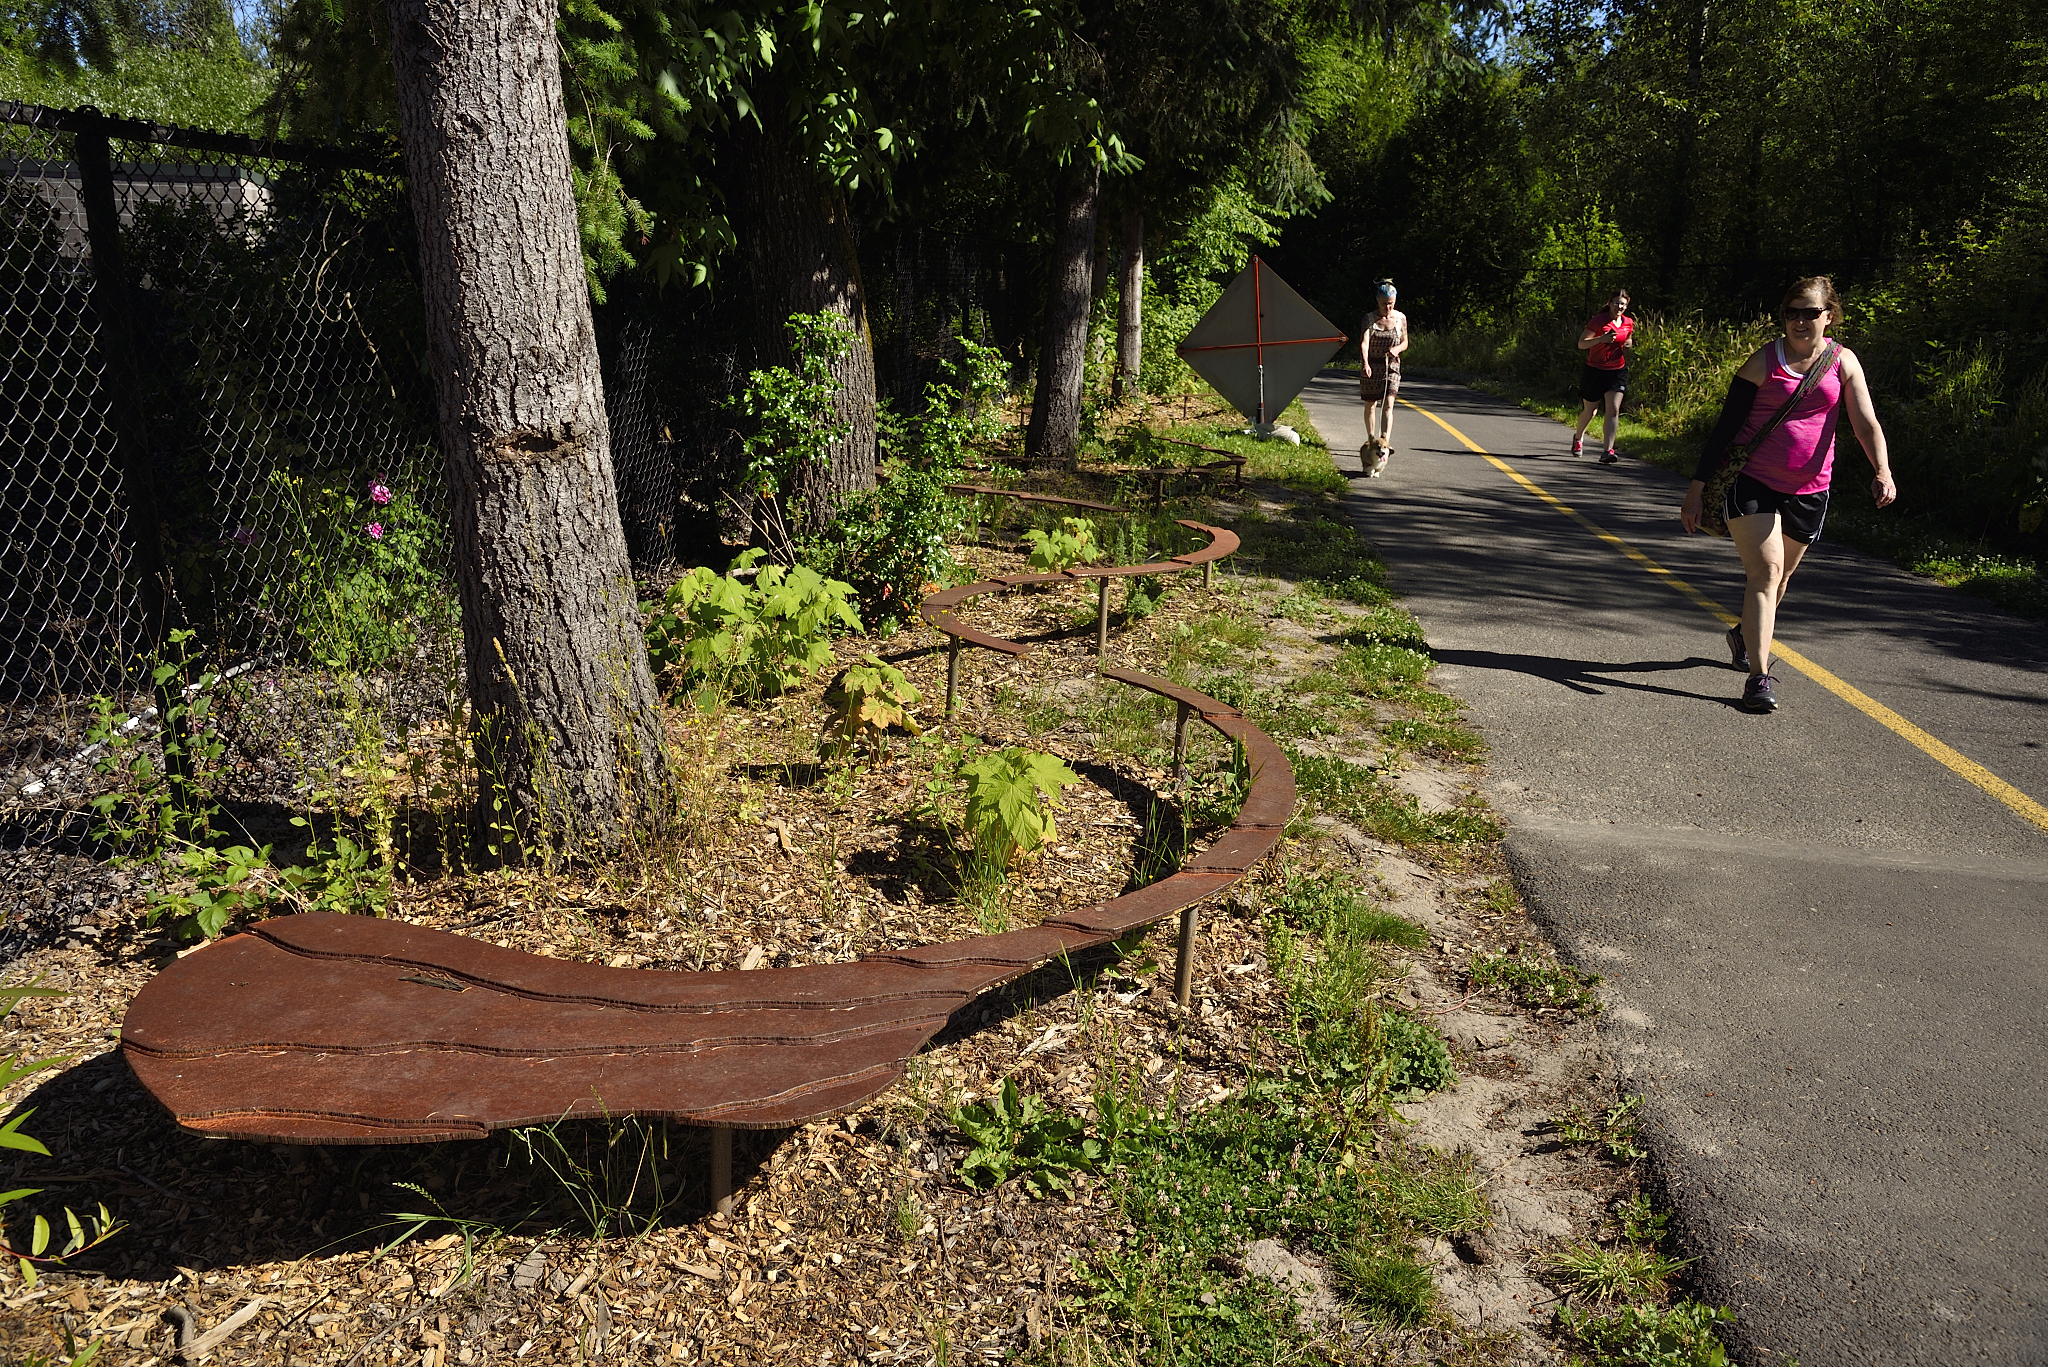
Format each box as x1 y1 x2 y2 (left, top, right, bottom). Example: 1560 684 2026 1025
1 479 1648 1366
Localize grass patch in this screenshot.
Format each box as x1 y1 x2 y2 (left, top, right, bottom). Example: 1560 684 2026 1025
1234 510 1394 598
1377 716 1487 762
1157 393 1344 495
1469 950 1601 1012
1333 1241 1437 1326
1290 751 1503 849
1539 1242 1691 1302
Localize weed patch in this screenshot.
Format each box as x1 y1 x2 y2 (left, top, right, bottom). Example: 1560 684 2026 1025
1469 951 1602 1012
1290 752 1502 848
1555 1299 1736 1366
1333 1240 1437 1326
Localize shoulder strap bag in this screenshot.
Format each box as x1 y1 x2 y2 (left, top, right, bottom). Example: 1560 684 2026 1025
1699 340 1842 537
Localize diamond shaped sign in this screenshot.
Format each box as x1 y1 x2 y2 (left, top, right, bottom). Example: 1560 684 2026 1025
1176 257 1347 426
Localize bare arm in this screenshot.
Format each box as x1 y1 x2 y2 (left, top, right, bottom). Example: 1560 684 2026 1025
1839 349 1896 507
1390 312 1409 357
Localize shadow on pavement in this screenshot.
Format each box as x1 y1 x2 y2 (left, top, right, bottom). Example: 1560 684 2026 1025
1432 647 1743 706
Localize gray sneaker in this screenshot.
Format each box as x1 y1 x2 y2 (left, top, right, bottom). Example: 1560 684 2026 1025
1740 673 1778 713
1725 625 1750 673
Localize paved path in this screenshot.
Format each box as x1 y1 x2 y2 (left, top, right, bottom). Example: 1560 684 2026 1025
1299 372 2048 1366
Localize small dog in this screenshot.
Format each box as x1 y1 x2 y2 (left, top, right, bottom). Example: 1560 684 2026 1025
1359 433 1391 478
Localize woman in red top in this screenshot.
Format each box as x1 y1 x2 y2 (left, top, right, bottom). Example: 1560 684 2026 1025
1680 277 1896 713
1572 289 1633 462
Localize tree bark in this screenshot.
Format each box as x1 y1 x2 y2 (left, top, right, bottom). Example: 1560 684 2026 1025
1026 161 1100 468
1112 209 1143 401
386 0 669 852
729 117 878 537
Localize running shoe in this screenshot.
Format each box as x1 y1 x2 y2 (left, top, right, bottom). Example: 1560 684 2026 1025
1571 438 1583 457
1724 625 1750 673
1740 673 1778 713
1600 447 1620 464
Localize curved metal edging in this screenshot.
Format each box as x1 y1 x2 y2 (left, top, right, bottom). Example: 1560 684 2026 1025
119 488 1291 1143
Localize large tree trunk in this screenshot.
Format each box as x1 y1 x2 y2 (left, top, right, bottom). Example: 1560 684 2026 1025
386 0 669 852
1026 161 1100 468
1112 209 1143 401
730 117 878 538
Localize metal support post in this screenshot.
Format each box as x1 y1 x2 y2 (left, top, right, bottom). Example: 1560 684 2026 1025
946 634 961 715
1173 701 1191 782
1202 558 1213 589
78 128 191 821
710 1127 734 1218
1174 903 1200 1010
1095 577 1110 666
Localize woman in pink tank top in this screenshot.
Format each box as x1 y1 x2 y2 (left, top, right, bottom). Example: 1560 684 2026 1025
1679 277 1896 714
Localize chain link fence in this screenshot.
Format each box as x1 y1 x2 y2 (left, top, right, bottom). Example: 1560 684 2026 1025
0 99 1037 953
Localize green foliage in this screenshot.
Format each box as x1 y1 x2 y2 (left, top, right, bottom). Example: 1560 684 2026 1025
809 340 1007 627
85 629 225 849
952 1078 1098 1197
959 746 1081 868
1615 1193 1669 1246
1183 734 1251 829
643 550 862 701
1470 951 1602 1012
1556 1300 1736 1367
1290 752 1502 848
270 473 452 672
1377 1009 1457 1099
1551 1096 1648 1163
1333 1240 1437 1326
1 980 124 1287
145 841 270 942
733 312 857 557
1023 517 1102 573
822 655 923 757
505 1114 689 1240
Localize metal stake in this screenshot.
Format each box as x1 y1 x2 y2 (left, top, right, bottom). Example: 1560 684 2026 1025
1173 701 1191 782
1095 577 1110 665
710 1127 733 1218
1203 559 1213 589
946 634 961 715
1174 903 1200 1010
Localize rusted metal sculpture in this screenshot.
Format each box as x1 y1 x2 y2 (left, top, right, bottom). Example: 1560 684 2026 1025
121 500 1291 1209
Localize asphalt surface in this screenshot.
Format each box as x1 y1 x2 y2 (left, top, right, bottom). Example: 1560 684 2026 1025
1299 372 2048 1365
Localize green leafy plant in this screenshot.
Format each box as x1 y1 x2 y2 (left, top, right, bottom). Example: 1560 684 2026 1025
86 628 227 849
810 339 1008 628
643 550 863 701
1556 1299 1735 1367
1 980 125 1286
1470 951 1602 1012
959 747 1082 869
507 1112 689 1240
1616 1193 1670 1245
952 1078 1099 1197
1552 1095 1648 1162
731 312 856 561
821 656 923 758
145 842 271 942
1023 517 1103 573
1377 1009 1458 1099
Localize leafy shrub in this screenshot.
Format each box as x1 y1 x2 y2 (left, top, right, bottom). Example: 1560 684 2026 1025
268 473 451 671
145 835 390 942
1024 517 1103 573
959 747 1082 868
1551 1095 1647 1162
1555 1299 1735 1366
822 656 923 757
810 340 1009 628
730 312 856 559
643 550 862 700
2 979 123 1286
86 628 226 849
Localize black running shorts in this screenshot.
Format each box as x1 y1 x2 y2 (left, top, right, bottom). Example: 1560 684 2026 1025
1723 472 1830 544
1579 364 1628 402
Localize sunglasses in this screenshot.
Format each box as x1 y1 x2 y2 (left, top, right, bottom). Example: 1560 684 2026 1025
1783 307 1826 321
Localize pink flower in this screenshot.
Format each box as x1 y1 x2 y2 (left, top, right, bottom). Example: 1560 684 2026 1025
366 522 385 540
368 482 393 506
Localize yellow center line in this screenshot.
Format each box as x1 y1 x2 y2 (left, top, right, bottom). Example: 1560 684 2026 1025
1399 397 2048 836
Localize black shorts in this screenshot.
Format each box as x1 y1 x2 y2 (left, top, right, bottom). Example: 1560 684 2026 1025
1724 472 1830 544
1579 365 1627 402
